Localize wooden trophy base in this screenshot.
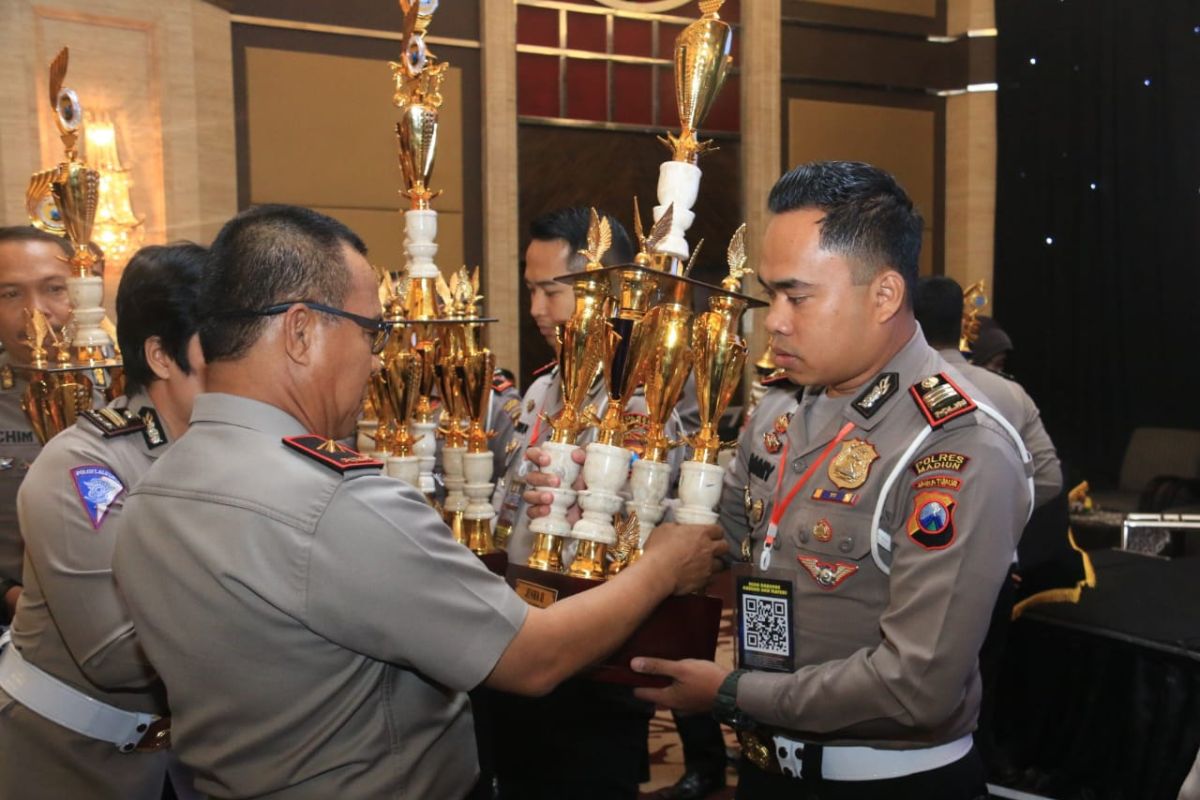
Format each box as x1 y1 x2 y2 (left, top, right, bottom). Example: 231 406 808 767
478 550 509 576
505 562 723 687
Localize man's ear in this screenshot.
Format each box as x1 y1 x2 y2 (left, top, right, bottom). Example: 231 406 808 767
142 336 173 381
281 304 315 364
873 269 907 323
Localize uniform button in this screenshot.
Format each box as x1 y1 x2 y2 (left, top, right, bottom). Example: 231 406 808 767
791 458 806 473
778 746 788 758
798 530 809 544
838 537 854 553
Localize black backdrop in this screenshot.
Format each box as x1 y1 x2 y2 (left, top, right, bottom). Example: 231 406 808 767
994 0 1200 488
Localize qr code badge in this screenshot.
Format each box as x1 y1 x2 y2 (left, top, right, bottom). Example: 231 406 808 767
735 575 795 672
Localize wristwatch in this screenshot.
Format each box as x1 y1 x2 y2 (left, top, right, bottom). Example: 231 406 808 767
712 668 755 729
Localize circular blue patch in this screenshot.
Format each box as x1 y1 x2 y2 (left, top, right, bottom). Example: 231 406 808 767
918 500 949 533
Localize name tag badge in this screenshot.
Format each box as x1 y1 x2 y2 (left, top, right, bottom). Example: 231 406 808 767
735 574 795 673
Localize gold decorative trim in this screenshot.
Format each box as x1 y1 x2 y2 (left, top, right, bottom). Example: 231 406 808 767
230 15 480 49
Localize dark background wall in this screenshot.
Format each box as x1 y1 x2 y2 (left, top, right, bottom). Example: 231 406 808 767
994 0 1200 487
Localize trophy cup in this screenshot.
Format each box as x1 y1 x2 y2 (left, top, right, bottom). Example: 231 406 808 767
383 347 424 487
435 352 469 544
960 280 988 353
459 348 499 556
525 290 606 573
676 224 751 524
19 310 93 444
652 0 733 265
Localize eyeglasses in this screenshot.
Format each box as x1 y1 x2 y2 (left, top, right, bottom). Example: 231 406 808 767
220 300 392 355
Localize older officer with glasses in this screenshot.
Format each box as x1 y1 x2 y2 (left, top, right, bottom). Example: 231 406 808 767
110 204 726 800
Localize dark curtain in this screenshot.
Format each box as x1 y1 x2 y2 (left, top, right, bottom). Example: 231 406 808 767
994 0 1200 488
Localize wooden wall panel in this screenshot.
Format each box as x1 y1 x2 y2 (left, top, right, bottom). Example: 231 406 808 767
815 0 936 17
787 98 936 276
243 48 465 277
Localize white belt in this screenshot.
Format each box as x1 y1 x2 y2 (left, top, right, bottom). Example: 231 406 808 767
772 732 973 781
0 630 159 751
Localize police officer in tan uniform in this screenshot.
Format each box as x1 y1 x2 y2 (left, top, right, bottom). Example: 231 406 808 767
626 162 1032 799
489 367 523 480
110 205 725 800
0 244 207 799
0 227 77 624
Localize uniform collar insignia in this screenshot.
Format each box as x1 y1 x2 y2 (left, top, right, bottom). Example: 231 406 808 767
851 372 899 419
139 406 168 449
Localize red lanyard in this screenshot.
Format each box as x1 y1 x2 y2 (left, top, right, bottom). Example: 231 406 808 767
760 420 856 570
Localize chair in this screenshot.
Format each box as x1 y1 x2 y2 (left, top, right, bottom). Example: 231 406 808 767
1091 427 1200 513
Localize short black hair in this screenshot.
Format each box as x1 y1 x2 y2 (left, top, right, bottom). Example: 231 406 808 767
0 226 72 259
116 243 207 395
528 207 635 272
768 161 923 305
200 204 367 362
913 275 964 349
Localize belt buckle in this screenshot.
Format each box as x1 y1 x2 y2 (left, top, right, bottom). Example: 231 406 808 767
134 717 171 752
737 730 779 774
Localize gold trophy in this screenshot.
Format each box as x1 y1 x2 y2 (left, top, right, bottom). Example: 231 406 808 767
652 0 734 266
459 347 498 555
676 224 752 524
525 266 607 572
382 346 424 486
960 280 988 353
19 310 93 444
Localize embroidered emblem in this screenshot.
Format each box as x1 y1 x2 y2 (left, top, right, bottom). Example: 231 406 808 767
911 452 970 475
282 435 384 474
911 373 977 428
812 518 833 543
71 466 124 529
811 488 859 506
851 372 898 418
748 452 776 482
762 431 783 454
827 439 879 490
913 476 963 492
139 407 167 449
502 397 521 420
80 407 144 438
908 490 957 550
797 555 858 589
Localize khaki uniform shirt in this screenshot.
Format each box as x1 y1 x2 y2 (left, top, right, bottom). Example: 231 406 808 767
938 348 1062 508
112 393 529 800
0 390 169 798
0 362 43 593
719 329 1030 747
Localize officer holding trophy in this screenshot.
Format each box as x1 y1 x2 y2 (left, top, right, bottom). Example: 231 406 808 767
0 243 207 799
623 161 1033 799
0 227 76 624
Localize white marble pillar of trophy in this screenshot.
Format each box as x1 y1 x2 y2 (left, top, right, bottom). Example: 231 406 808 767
404 209 439 279
462 451 496 528
653 161 701 261
67 274 113 348
570 441 630 546
357 419 380 455
528 440 583 538
387 452 421 486
411 420 438 494
673 461 725 525
442 444 468 517
625 458 672 547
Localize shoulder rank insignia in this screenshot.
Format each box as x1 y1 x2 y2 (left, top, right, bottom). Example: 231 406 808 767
502 397 521 420
910 373 976 428
908 490 957 550
81 408 145 438
70 465 125 529
797 555 858 589
827 439 878 490
532 359 557 377
761 370 792 387
282 435 383 474
852 372 898 418
139 407 168 449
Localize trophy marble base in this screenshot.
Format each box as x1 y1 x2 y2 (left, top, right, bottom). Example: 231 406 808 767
504 563 722 687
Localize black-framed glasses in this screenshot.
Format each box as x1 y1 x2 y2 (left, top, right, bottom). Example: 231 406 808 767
219 300 392 355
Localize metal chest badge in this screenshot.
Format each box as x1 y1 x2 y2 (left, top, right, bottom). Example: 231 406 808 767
827 438 879 490
762 430 782 454
812 518 833 542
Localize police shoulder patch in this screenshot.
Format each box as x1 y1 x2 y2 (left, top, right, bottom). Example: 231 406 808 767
907 490 957 550
70 465 125 529
80 408 145 438
282 436 383 475
910 373 976 428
